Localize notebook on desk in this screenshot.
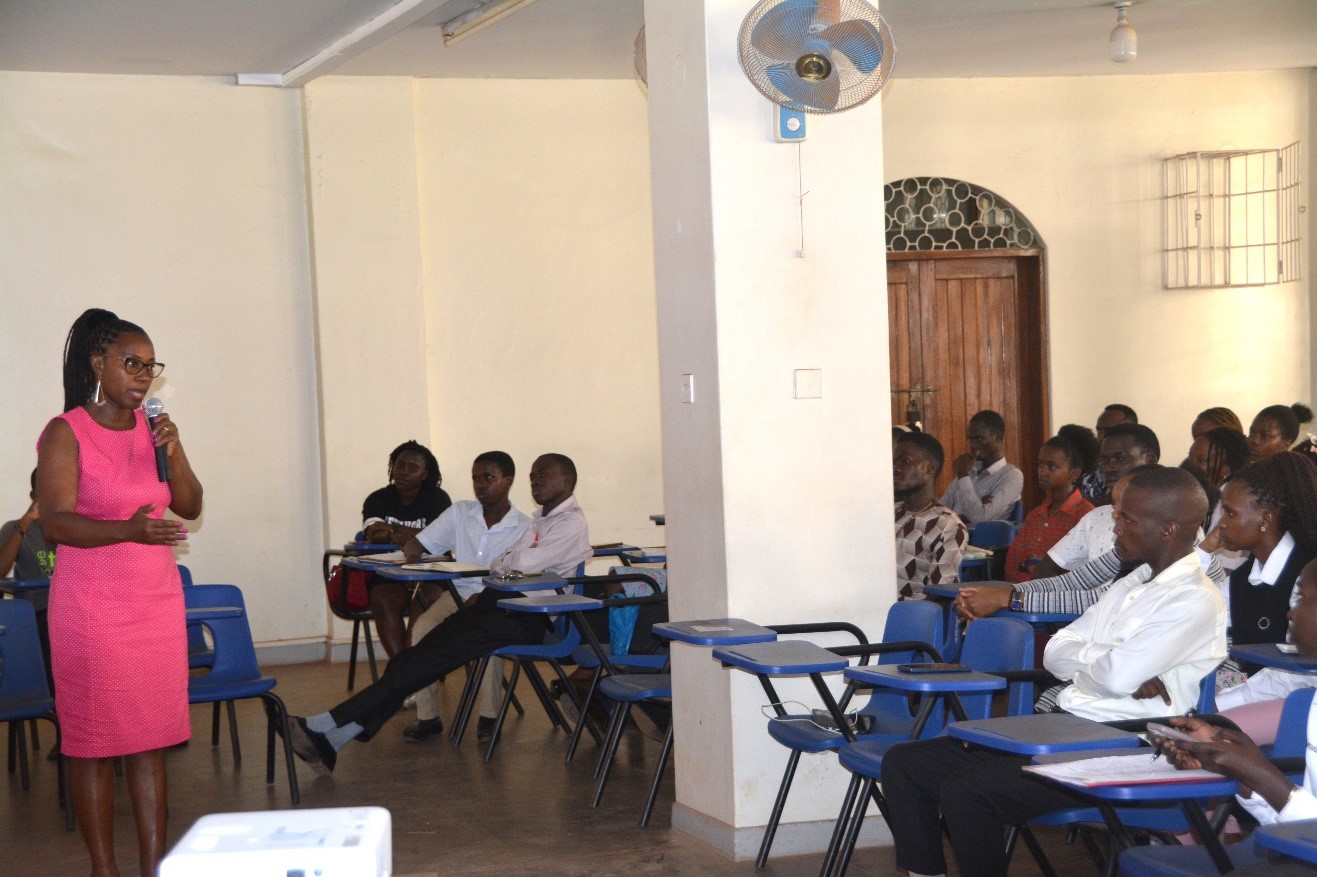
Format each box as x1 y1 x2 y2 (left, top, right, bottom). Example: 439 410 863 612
399 561 490 573
1023 752 1222 787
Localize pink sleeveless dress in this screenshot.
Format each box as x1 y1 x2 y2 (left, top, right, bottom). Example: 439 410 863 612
44 407 190 757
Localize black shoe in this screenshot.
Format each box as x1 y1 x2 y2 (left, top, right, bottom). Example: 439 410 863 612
477 716 497 744
287 716 337 775
402 718 444 743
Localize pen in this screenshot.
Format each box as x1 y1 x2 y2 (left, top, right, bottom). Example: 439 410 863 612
1151 742 1163 761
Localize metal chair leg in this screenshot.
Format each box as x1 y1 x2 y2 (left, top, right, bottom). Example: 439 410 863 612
820 774 863 877
226 700 241 764
210 702 221 745
362 621 379 683
483 660 523 762
14 721 30 790
592 702 632 807
451 657 489 747
347 620 361 691
757 748 802 868
833 777 877 877
639 722 674 828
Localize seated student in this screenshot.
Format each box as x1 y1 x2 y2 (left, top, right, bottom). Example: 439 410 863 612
955 469 1227 619
1248 402 1314 463
939 410 1023 528
1002 436 1092 583
1079 404 1139 502
286 453 590 773
391 451 530 741
1216 557 1317 713
1160 573 1317 877
884 467 1227 877
1029 422 1161 579
1188 426 1251 571
1214 452 1317 647
1057 423 1100 501
1192 405 1243 440
894 432 968 600
0 468 56 685
361 441 453 658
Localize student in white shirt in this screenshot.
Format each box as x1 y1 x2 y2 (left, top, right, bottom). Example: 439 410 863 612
883 467 1226 877
285 454 591 774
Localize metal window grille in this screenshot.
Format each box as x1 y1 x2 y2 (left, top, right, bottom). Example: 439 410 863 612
1163 143 1302 289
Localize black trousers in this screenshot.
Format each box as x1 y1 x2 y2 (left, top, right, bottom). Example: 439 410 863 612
883 736 1090 877
328 588 549 741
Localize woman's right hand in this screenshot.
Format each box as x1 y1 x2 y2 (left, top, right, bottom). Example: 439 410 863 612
126 504 187 545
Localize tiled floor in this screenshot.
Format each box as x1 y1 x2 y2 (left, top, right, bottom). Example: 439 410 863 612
4 661 1097 876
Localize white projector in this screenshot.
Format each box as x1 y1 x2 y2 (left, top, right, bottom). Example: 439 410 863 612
160 806 391 877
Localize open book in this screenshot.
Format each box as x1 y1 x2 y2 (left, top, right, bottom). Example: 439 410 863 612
1023 752 1223 788
399 561 490 574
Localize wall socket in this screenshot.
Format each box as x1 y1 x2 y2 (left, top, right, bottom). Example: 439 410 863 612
680 373 695 404
793 369 823 399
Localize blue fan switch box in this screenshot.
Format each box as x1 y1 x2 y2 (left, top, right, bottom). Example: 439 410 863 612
775 106 807 142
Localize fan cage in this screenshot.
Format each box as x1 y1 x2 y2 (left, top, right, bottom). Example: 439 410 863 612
737 0 893 115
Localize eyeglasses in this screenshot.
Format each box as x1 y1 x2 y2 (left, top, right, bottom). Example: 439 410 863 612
116 356 165 378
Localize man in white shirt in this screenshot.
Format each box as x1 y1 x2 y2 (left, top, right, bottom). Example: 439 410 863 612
1031 423 1161 578
397 450 531 742
286 453 592 773
939 410 1024 528
883 466 1227 877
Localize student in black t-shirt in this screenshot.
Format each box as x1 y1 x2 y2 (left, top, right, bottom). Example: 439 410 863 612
361 441 452 657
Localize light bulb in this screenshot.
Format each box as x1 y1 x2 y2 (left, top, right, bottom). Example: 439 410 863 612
1110 4 1137 63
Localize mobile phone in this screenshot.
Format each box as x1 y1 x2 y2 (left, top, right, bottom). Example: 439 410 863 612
1145 722 1200 744
897 663 969 674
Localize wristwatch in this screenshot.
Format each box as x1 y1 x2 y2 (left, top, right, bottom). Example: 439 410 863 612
1009 586 1025 612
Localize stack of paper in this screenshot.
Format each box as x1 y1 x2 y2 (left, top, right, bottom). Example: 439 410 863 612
1023 753 1223 787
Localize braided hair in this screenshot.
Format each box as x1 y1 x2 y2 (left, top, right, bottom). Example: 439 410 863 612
388 440 441 489
61 308 148 412
1196 406 1243 434
1200 427 1250 485
1229 452 1317 553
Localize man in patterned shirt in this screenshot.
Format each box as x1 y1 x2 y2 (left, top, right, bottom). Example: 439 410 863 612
895 432 968 599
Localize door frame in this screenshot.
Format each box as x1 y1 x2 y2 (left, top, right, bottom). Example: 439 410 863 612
887 247 1051 508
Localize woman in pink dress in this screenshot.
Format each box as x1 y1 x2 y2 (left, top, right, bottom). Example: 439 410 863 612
37 308 204 877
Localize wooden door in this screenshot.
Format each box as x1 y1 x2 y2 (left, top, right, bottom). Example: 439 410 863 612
888 251 1048 505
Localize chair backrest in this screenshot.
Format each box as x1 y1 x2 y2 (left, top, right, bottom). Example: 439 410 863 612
178 564 194 588
860 601 945 736
1271 687 1317 760
0 599 52 703
971 520 1016 549
1196 665 1218 715
184 584 263 683
875 601 944 667
959 616 1035 719
1008 500 1024 524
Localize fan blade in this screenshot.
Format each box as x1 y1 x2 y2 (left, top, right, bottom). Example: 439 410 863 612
766 62 841 111
819 19 884 75
750 0 819 61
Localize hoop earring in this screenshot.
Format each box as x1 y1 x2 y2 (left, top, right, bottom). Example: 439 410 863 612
93 380 104 405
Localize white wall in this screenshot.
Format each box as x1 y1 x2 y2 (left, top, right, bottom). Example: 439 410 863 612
0 72 325 644
882 70 1312 457
412 78 662 542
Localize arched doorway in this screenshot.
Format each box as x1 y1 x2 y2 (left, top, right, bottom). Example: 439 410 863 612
885 177 1049 504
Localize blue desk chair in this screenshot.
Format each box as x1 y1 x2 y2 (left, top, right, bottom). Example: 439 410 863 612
1116 687 1317 877
591 669 673 827
828 617 1036 877
451 562 589 759
971 520 1017 550
0 599 71 829
184 584 300 805
1009 499 1025 525
1006 666 1229 877
752 601 944 868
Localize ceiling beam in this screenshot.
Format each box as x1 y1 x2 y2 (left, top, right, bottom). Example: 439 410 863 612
236 0 449 88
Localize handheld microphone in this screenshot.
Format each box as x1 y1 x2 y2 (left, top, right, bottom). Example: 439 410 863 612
144 397 172 483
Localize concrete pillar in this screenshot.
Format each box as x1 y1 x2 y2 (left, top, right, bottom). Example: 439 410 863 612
645 0 896 859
